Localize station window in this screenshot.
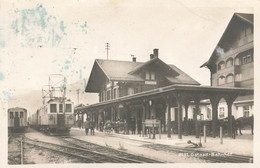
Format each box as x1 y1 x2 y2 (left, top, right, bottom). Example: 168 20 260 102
145 72 150 80
15 112 19 117
218 76 225 85
151 72 155 80
241 55 253 65
235 58 240 65
128 87 134 95
226 74 233 83
59 104 63 113
235 73 242 81
50 104 57 113
65 104 72 113
101 92 104 102
10 112 14 119
247 55 252 63
20 112 24 118
145 71 156 80
107 90 111 100
218 62 225 70
226 58 233 67
243 106 250 118
113 88 117 99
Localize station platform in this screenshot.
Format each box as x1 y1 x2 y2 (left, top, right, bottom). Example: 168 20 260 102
70 127 253 162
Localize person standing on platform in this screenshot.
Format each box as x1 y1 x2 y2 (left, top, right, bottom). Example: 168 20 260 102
90 120 95 135
84 118 90 135
137 119 142 135
131 118 136 134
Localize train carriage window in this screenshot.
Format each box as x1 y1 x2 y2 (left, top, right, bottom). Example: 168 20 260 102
59 104 63 113
10 112 14 119
20 112 24 118
65 104 72 113
50 104 57 113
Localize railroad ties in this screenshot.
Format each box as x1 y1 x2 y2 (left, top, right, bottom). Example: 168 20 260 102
8 133 24 165
22 136 162 163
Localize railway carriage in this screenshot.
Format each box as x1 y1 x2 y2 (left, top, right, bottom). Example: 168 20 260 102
30 97 74 135
8 107 28 132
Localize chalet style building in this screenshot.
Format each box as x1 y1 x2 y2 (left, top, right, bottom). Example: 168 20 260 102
85 49 201 130
201 13 254 119
86 49 199 102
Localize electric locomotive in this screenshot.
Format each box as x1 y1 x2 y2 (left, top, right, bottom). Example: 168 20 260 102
31 97 74 135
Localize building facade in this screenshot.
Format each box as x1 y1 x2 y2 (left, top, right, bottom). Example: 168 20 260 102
201 13 254 120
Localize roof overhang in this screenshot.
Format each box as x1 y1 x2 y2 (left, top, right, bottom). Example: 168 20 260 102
85 60 109 93
200 13 253 68
76 84 253 112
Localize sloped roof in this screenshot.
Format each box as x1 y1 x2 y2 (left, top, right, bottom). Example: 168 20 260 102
200 13 253 68
96 59 144 81
166 64 200 85
85 58 200 92
128 57 179 77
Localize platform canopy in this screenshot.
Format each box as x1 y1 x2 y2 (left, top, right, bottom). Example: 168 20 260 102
76 84 253 112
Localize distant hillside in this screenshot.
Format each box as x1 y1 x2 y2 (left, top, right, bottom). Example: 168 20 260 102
66 79 99 105
8 79 98 115
8 90 42 115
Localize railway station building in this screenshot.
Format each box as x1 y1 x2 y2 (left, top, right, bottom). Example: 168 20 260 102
75 13 253 139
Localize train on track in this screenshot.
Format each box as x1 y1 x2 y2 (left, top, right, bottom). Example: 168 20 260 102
29 97 74 135
8 107 28 132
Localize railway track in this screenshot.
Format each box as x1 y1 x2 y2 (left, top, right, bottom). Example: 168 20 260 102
60 136 162 163
8 134 24 165
23 136 162 163
142 143 253 163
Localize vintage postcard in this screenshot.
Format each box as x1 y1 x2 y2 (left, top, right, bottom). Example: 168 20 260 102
0 0 259 167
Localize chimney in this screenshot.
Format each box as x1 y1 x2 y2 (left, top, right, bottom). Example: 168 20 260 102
153 48 159 58
132 57 136 62
150 54 155 60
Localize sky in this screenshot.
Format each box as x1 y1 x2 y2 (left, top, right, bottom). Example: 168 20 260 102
0 0 256 102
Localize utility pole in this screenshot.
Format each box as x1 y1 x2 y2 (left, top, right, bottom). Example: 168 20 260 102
105 43 110 60
76 89 80 105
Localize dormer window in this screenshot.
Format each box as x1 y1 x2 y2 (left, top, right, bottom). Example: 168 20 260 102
145 71 156 80
151 72 155 80
145 72 150 80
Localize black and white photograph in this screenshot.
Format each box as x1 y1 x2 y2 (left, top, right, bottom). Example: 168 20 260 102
0 0 259 167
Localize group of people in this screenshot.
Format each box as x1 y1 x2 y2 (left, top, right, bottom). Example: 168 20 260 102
84 118 95 135
129 118 142 135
